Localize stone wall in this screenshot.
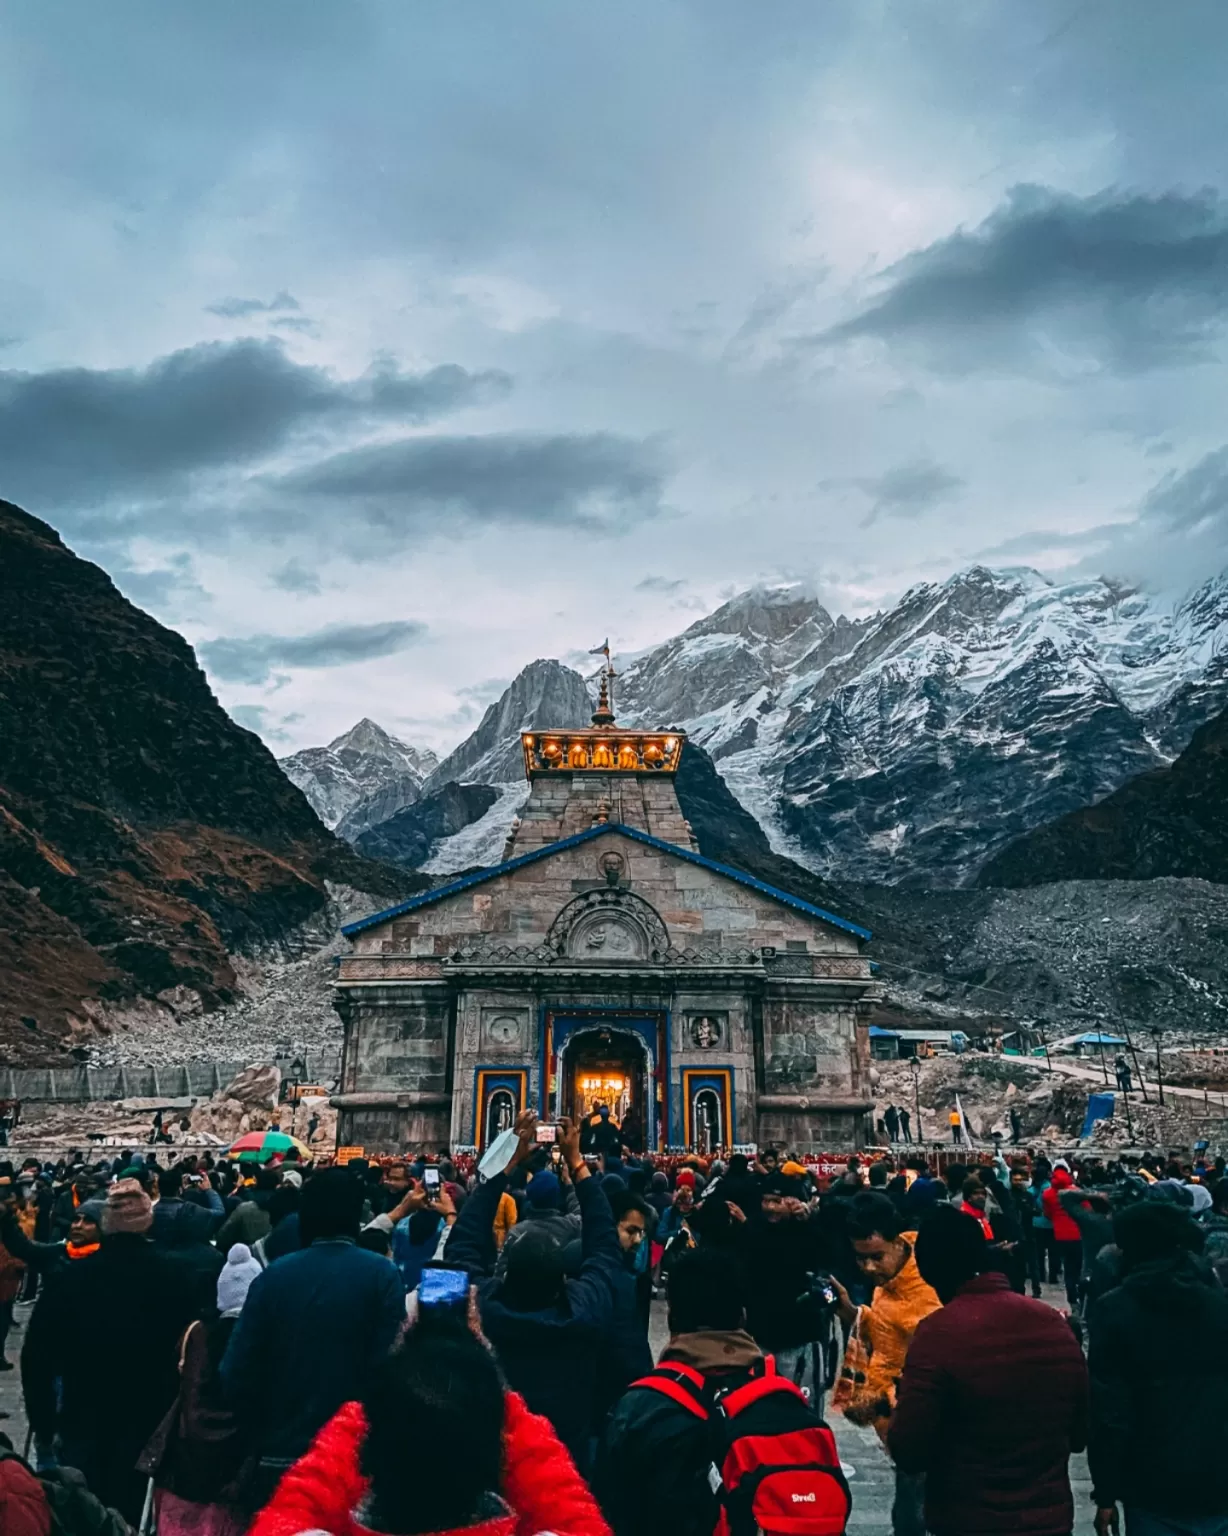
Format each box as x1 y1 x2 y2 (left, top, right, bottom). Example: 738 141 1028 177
335 829 876 1153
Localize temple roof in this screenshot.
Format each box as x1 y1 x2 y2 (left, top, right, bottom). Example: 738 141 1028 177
342 820 872 940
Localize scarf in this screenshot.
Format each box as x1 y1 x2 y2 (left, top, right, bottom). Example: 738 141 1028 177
66 1240 101 1260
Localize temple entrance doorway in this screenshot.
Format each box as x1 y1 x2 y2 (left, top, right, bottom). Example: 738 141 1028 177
561 1028 649 1153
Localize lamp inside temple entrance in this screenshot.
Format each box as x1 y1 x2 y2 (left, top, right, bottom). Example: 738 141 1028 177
561 1028 648 1152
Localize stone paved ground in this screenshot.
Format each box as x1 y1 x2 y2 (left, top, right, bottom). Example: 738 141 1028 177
0 1296 32 1450
2 1288 1095 1536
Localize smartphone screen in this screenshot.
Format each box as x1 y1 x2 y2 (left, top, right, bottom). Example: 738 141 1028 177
535 1122 557 1144
423 1167 441 1192
418 1266 469 1315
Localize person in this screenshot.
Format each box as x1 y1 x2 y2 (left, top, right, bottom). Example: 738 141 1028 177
1115 1055 1133 1094
832 1193 940 1536
599 1188 653 1403
151 1162 225 1316
1058 1179 1115 1309
0 1194 103 1286
498 1168 580 1272
1089 1200 1228 1536
899 1105 912 1144
740 1172 833 1405
948 1109 962 1145
1007 1163 1043 1299
444 1112 623 1469
1199 1177 1228 1283
140 1244 264 1536
0 1178 24 1369
1010 1106 1023 1145
959 1177 995 1242
1042 1162 1086 1309
214 1165 277 1254
884 1104 900 1144
220 1167 405 1509
21 1177 200 1521
249 1316 610 1536
581 1104 623 1159
888 1206 1088 1536
597 1246 765 1536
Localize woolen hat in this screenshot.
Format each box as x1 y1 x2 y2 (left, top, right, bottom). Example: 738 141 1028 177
76 1198 107 1229
217 1242 263 1315
102 1177 153 1235
525 1171 562 1210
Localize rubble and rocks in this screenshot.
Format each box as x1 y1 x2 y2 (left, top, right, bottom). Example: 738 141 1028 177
871 1049 1228 1155
10 1061 337 1154
84 883 384 1067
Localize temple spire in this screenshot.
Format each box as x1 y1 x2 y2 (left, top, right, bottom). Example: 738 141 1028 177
589 638 617 726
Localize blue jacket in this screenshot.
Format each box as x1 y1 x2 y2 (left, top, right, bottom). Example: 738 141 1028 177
219 1237 404 1464
446 1170 624 1463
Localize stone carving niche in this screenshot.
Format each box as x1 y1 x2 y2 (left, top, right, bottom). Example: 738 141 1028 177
548 888 670 964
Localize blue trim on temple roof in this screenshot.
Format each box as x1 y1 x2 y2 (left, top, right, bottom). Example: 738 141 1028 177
341 822 872 941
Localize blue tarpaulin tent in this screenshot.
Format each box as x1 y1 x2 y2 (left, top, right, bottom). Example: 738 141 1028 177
1080 1092 1116 1139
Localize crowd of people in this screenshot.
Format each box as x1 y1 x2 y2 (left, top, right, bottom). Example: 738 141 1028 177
0 1126 1226 1536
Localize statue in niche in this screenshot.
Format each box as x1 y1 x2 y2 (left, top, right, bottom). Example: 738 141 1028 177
690 1015 722 1048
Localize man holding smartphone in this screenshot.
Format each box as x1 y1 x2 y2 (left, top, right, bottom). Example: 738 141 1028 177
445 1110 623 1472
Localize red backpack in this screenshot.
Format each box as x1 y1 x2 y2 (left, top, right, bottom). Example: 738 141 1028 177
630 1356 851 1536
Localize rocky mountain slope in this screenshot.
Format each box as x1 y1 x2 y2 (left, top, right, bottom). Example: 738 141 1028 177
0 500 407 1062
354 782 500 871
981 702 1228 887
422 659 593 791
615 568 1228 887
280 719 437 834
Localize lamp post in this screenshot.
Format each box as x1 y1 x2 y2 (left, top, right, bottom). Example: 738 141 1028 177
910 1056 923 1145
1151 1029 1165 1107
288 1054 306 1135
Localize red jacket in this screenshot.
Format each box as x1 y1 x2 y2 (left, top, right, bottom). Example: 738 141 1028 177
250 1390 610 1536
888 1272 1087 1536
1042 1170 1083 1242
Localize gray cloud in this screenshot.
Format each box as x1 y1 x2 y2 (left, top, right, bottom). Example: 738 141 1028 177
274 431 668 536
1069 446 1228 593
0 341 512 511
109 553 210 611
200 619 427 685
823 458 965 527
1141 446 1228 535
822 185 1228 374
635 575 687 594
269 558 323 595
206 291 301 318
271 315 319 336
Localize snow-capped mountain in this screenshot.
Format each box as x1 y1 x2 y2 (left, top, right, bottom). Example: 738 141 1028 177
279 719 438 831
617 567 1228 886
276 566 1228 887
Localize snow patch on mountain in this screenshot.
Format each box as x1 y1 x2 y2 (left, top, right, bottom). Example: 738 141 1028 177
421 784 529 874
280 719 437 830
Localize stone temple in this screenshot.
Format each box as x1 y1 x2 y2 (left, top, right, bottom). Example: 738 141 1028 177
332 669 879 1156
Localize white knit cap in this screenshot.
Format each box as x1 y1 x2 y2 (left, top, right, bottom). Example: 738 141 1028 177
217 1242 263 1315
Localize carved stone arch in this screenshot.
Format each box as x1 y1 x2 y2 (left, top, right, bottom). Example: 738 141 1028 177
548 888 670 963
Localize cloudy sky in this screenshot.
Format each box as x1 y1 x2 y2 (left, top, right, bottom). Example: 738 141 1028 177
4 2 1228 753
